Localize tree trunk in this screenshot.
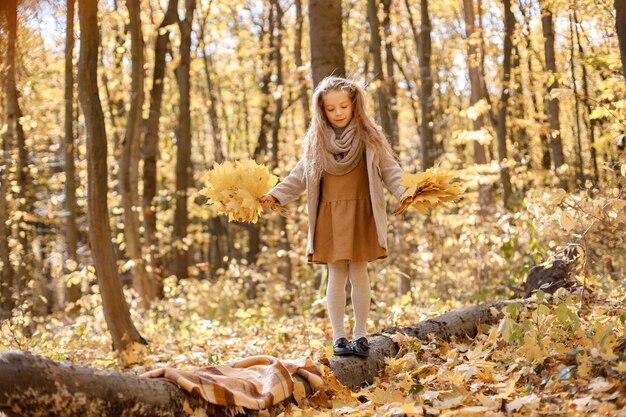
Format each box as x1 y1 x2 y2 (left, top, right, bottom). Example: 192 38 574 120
382 0 400 149
539 2 566 184
413 0 435 170
143 0 177 299
247 2 276 274
569 13 584 186
574 8 599 183
308 0 346 87
198 1 224 165
0 298 522 417
495 0 514 209
1 0 17 316
77 0 145 351
616 0 626 80
270 1 294 287
172 0 196 280
462 0 491 207
120 0 150 308
367 0 393 142
5 0 29 294
294 0 311 127
64 0 81 306
518 1 551 170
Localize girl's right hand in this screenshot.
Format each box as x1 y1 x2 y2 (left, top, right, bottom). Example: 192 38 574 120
259 194 277 210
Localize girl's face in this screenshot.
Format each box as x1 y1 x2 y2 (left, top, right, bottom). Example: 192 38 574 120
322 90 353 129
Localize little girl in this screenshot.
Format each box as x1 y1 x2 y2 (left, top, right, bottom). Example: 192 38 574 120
260 76 404 357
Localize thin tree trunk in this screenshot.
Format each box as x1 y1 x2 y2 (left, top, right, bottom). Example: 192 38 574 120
512 44 531 168
382 0 399 149
65 0 80 305
495 0 514 209
574 8 599 183
367 0 393 142
569 13 584 186
77 0 145 351
518 0 551 170
294 0 311 127
0 163 13 316
247 3 276 277
5 0 29 294
143 0 178 298
539 2 567 185
172 0 196 280
409 0 435 170
119 0 150 308
198 1 224 165
616 0 626 80
462 0 491 208
1 0 17 315
270 1 294 287
308 0 346 87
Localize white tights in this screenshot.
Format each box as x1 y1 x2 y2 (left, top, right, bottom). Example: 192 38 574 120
326 260 371 342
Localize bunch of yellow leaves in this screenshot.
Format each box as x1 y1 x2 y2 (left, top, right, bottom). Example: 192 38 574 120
393 168 461 215
200 159 287 223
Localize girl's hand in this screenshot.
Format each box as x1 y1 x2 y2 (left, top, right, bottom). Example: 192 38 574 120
259 194 277 210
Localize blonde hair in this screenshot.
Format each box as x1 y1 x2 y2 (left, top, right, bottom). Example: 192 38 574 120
303 76 393 182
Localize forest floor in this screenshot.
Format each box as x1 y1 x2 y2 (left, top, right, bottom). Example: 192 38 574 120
1 272 625 416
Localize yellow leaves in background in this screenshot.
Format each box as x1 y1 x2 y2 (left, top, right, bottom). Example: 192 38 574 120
394 168 461 215
200 159 287 223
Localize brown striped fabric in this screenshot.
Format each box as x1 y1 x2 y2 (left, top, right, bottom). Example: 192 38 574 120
141 355 323 410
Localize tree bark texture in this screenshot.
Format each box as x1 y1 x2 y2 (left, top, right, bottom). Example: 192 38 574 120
518 1 551 170
0 300 519 416
568 13 585 186
382 0 400 149
143 0 178 298
64 0 81 305
308 0 346 87
173 0 196 280
574 8 599 183
294 0 311 127
539 2 566 177
1 0 17 315
495 0 514 209
462 0 491 207
247 3 276 271
199 1 224 165
616 0 626 81
270 1 294 285
418 0 436 170
77 0 145 351
367 0 393 143
0 351 218 417
120 0 151 307
5 0 30 291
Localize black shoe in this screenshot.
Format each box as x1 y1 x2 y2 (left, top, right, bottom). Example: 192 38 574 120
333 337 352 356
352 337 369 357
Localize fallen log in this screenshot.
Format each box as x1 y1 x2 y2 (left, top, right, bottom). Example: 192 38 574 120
0 299 520 417
0 350 220 417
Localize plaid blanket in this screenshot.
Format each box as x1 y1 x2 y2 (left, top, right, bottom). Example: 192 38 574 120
141 355 323 410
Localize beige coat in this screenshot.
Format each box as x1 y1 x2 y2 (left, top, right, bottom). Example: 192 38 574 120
269 146 404 256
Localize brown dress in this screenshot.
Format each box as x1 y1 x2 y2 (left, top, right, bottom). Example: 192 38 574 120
309 156 387 264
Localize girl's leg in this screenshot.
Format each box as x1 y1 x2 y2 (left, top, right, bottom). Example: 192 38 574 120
348 261 370 340
327 261 349 341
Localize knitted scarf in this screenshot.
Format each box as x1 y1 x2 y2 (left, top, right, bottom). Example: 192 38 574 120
321 119 363 176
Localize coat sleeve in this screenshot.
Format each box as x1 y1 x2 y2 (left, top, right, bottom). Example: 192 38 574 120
379 150 405 201
267 158 307 205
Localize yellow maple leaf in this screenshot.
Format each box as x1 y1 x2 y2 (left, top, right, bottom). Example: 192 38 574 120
200 159 287 223
394 168 461 215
